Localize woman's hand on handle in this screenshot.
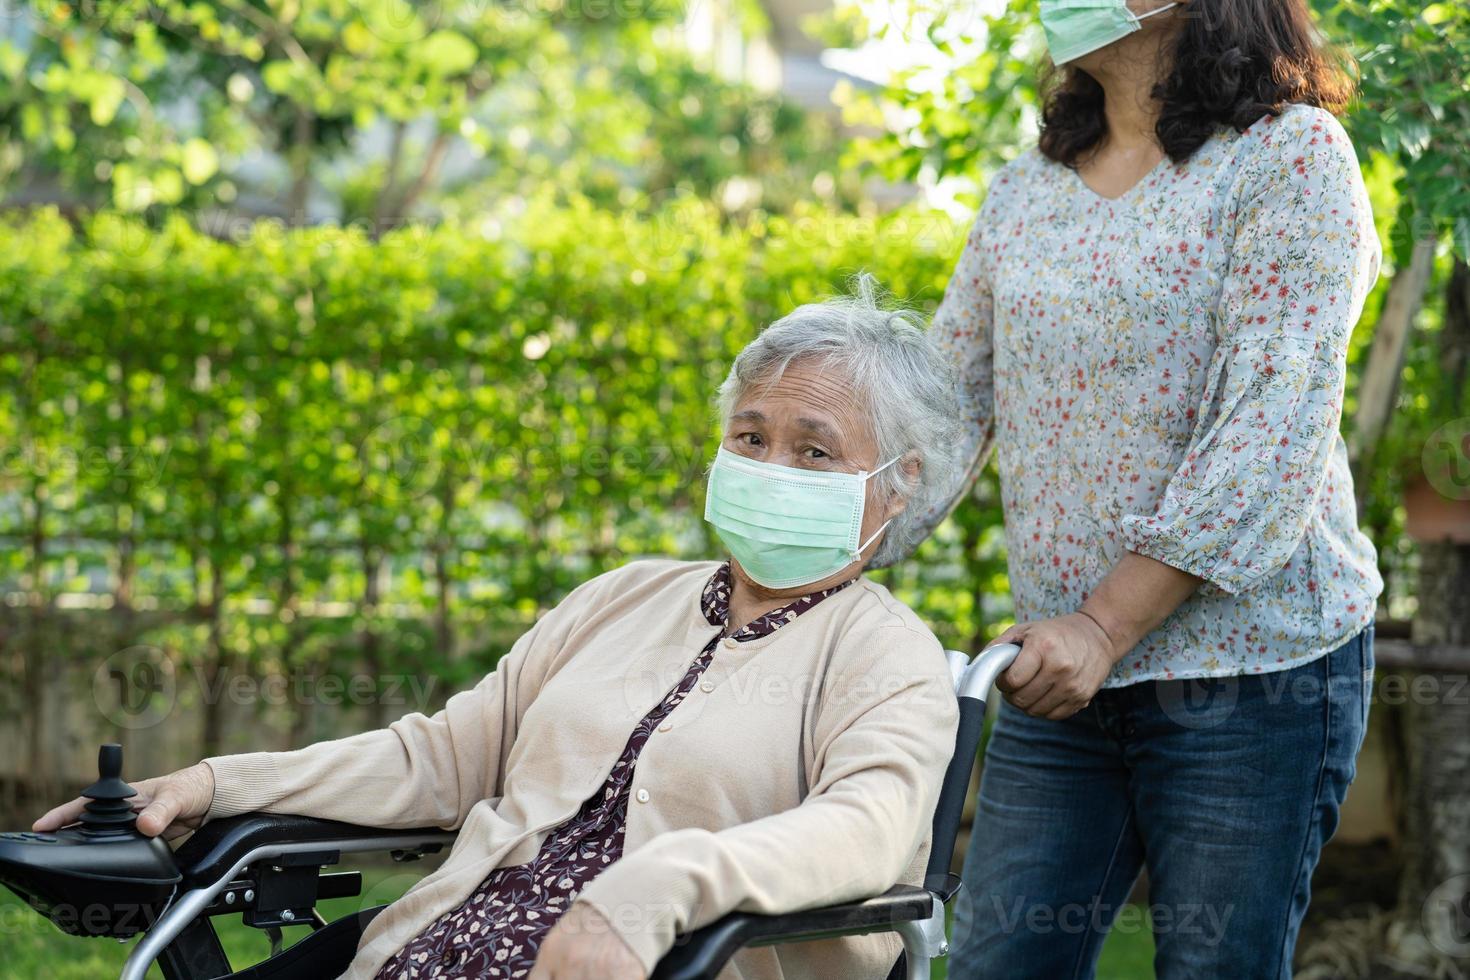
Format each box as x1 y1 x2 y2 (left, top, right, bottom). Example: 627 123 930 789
529 903 646 980
997 551 1204 720
994 613 1119 720
33 762 216 840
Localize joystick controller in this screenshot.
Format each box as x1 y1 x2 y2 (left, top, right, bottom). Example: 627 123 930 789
79 744 141 837
0 743 181 937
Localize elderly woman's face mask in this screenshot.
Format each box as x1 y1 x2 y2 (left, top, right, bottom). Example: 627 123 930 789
704 446 900 589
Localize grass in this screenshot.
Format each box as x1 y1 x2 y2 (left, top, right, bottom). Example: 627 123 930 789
1096 918 1156 978
2 863 1157 979
927 903 1155 980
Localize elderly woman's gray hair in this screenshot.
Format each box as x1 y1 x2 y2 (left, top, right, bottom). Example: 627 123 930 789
717 276 965 567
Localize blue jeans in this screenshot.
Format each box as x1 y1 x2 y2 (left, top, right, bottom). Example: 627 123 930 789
951 627 1374 979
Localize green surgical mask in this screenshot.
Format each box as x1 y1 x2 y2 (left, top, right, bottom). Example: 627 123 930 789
704 446 900 590
1039 0 1178 65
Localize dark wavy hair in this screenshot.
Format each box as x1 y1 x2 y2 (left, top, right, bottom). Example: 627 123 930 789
1037 0 1355 167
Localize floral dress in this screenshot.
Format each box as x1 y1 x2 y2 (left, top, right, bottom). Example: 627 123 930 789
928 104 1382 686
374 562 854 978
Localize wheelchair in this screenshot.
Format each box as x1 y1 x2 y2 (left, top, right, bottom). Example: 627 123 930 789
0 643 1019 980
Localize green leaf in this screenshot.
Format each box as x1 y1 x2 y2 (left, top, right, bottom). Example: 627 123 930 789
418 31 478 75
20 103 43 142
89 76 126 126
152 166 184 204
180 138 218 185
343 21 376 56
261 60 298 95
0 41 24 80
110 162 152 210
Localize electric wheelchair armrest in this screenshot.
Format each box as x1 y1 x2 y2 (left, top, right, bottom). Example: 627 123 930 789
174 814 457 890
652 873 964 980
124 814 457 980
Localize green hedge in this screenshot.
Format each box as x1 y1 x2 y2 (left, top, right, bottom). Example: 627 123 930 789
0 198 1009 710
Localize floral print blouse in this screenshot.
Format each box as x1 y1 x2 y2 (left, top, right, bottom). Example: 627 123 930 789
930 105 1382 686
373 562 853 978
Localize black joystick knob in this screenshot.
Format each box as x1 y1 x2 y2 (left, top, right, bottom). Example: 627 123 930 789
78 744 139 837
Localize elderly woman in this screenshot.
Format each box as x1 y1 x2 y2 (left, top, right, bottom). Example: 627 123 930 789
37 283 962 980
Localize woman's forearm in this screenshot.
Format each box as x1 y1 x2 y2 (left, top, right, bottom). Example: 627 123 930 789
1080 551 1202 659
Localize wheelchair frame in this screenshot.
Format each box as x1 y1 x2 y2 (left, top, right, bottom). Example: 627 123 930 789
113 642 1019 980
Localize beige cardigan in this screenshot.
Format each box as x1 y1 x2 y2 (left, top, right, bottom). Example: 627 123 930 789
203 559 958 979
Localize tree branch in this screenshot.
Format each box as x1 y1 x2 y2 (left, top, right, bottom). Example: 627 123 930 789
1350 236 1438 467
374 119 408 232
389 129 453 225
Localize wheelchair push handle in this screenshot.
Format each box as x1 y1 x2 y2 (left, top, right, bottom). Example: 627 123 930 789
958 641 1021 708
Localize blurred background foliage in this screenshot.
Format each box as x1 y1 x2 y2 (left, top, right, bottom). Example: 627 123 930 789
0 197 1002 760
0 0 861 220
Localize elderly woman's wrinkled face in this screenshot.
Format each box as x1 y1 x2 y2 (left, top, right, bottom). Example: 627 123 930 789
721 358 910 593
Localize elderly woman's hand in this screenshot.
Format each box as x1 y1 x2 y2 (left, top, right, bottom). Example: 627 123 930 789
993 613 1120 720
529 903 645 980
33 762 215 840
